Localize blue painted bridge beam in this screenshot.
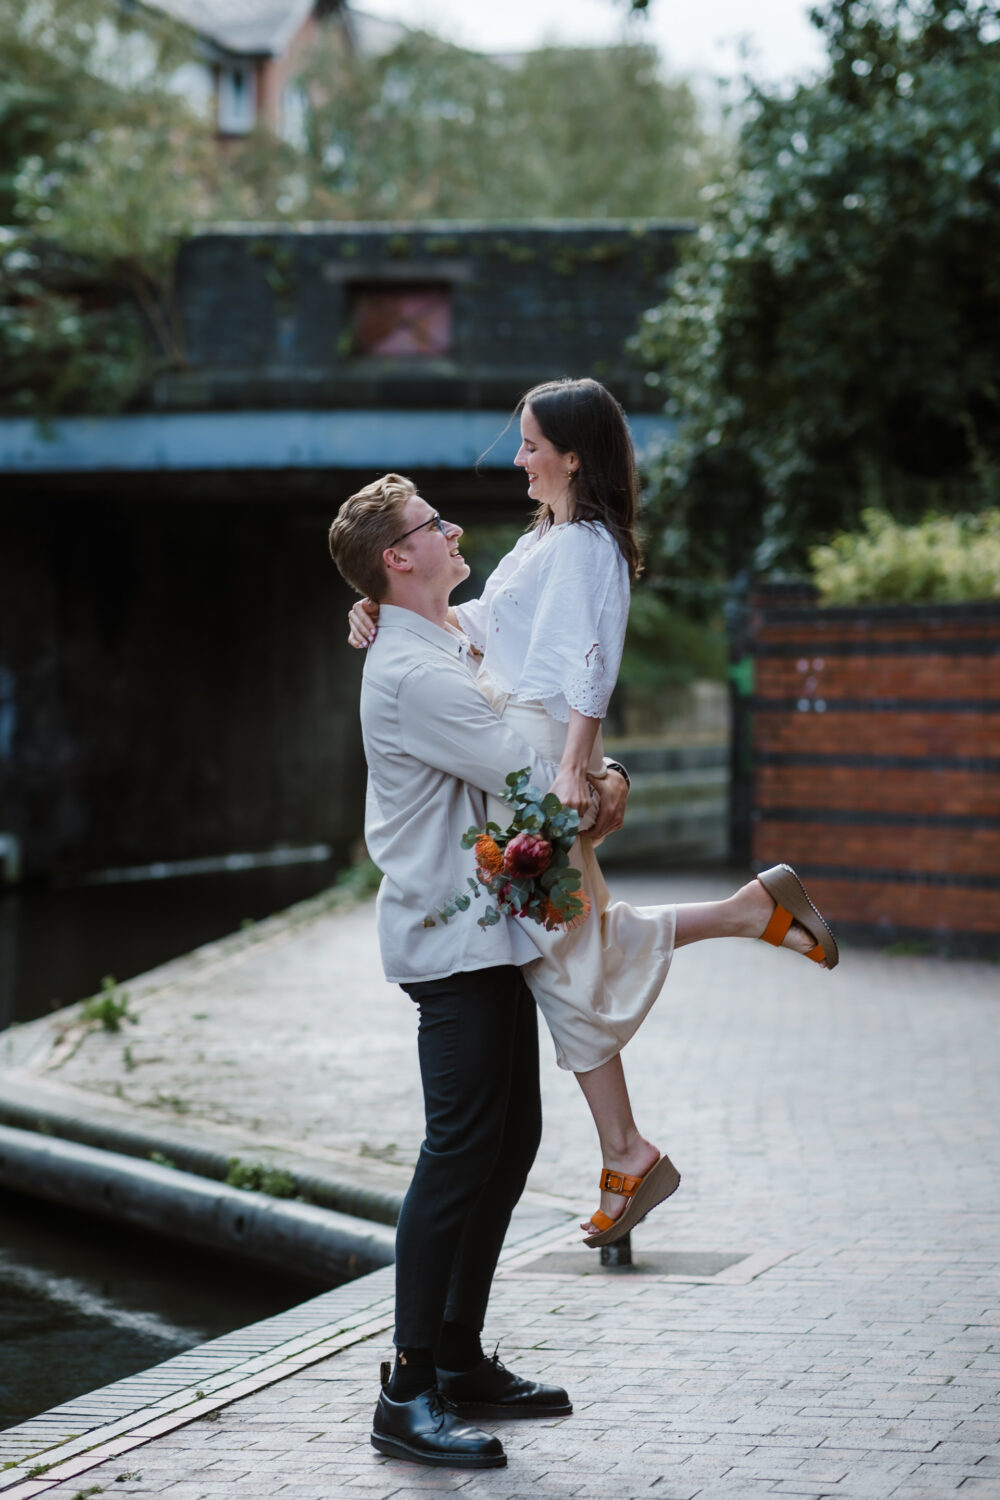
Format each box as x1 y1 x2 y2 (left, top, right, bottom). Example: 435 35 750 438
0 410 674 475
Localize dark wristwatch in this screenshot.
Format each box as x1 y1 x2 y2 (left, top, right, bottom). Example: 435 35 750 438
602 759 631 790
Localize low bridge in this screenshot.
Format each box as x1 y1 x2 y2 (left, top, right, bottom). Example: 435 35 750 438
1 220 687 881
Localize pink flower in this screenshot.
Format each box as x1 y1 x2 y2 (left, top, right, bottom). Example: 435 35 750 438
503 832 552 879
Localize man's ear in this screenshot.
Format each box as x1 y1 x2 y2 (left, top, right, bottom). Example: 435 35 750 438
383 546 413 575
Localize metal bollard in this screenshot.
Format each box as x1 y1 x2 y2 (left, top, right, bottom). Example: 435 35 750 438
600 1231 632 1267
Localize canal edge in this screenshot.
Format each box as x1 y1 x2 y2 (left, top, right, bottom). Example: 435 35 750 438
0 1212 578 1495
0 1072 410 1228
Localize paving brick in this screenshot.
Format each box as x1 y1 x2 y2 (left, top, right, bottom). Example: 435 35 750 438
4 872 1000 1500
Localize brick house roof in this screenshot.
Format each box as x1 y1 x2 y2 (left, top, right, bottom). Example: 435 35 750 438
143 0 405 57
144 0 315 55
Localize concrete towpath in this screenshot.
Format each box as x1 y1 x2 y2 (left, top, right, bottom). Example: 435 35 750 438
2 867 1000 1499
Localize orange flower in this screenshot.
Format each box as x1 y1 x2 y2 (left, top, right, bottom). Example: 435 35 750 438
474 835 504 878
541 890 591 931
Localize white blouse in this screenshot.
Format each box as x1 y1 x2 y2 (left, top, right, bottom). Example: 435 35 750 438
453 521 630 722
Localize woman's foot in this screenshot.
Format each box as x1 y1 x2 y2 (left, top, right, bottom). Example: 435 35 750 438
728 878 828 964
580 1135 661 1237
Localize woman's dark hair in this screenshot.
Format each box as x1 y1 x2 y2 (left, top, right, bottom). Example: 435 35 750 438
519 377 643 583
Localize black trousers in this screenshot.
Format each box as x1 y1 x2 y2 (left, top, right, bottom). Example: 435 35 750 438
394 965 542 1350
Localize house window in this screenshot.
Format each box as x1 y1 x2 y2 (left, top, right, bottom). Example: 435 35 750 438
350 283 452 357
217 64 256 135
279 81 309 149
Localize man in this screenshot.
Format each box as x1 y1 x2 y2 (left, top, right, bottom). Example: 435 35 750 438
328 473 628 1469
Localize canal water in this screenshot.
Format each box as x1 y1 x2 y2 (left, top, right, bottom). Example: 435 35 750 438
0 857 343 1029
0 1188 330 1431
0 859 349 1431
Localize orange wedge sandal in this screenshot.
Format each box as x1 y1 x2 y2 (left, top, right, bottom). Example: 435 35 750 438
756 863 839 969
583 1153 682 1249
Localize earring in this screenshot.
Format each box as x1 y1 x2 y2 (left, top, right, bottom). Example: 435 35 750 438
567 468 576 479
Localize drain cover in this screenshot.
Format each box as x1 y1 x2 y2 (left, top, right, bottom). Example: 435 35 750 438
500 1245 794 1284
523 1249 746 1278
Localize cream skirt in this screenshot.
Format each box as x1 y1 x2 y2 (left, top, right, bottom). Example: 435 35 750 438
478 670 676 1074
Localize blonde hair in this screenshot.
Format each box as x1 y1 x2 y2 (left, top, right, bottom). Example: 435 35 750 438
328 472 416 600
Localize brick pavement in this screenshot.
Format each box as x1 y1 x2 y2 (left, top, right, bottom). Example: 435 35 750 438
3 869 1000 1498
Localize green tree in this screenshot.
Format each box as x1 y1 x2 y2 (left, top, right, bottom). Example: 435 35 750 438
0 0 296 414
633 0 1000 601
0 0 191 220
299 28 720 221
0 0 200 412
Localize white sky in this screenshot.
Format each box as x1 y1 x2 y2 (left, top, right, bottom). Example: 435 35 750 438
354 0 828 87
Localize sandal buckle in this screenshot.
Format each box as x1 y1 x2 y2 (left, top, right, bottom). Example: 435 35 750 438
600 1169 637 1195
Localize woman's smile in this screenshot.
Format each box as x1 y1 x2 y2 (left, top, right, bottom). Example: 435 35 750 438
514 403 576 518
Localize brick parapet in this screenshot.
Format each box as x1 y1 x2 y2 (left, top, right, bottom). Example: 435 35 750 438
160 219 690 414
748 596 1000 954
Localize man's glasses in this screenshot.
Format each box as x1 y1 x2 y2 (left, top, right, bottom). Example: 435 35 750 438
387 513 449 548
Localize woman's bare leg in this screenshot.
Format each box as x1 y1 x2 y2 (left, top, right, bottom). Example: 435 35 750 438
575 1053 660 1234
575 877 824 1235
675 878 822 957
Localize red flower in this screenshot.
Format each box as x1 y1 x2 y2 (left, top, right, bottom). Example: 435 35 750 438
503 832 553 878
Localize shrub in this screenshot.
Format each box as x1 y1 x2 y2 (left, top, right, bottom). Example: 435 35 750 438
810 508 1000 603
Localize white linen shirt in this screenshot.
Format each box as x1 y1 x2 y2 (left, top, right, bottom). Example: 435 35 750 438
360 604 559 984
453 520 630 721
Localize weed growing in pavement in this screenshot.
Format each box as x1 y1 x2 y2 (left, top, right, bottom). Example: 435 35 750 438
114 1472 142 1482
149 1151 177 1169
153 1091 190 1114
81 976 137 1034
225 1157 298 1198
359 1140 399 1162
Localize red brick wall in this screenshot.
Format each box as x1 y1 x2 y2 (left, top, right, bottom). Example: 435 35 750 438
749 596 1000 954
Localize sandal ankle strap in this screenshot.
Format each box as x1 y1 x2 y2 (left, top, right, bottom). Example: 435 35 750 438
600 1169 642 1196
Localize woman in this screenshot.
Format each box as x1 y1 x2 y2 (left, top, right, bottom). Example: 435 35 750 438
347 378 837 1245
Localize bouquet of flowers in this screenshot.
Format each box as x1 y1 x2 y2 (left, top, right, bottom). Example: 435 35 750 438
426 767 591 932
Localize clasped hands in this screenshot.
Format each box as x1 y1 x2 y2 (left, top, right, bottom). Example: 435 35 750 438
551 763 627 844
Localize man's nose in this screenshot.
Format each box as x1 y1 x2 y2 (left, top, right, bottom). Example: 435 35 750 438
445 520 463 539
